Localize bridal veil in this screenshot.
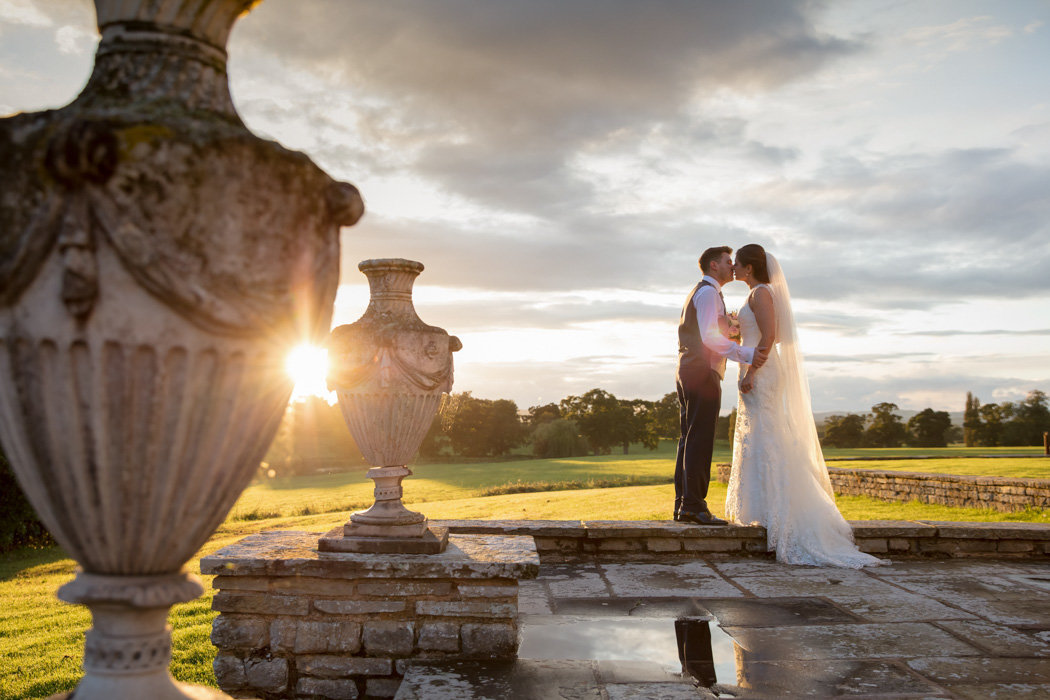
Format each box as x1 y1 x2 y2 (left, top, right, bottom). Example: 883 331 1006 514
738 252 885 567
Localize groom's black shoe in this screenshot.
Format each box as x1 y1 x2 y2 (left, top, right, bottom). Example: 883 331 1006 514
678 510 728 526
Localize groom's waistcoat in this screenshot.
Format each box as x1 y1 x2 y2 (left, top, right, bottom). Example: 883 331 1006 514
677 280 727 378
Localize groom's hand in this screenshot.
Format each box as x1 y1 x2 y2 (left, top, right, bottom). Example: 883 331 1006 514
751 346 769 368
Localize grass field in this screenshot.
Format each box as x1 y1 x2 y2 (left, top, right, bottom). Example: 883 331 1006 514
2 442 1048 698
230 441 1048 520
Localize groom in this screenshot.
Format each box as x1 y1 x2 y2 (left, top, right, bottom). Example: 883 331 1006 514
675 246 767 525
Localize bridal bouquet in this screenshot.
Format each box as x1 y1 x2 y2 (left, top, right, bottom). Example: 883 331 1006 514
727 311 741 343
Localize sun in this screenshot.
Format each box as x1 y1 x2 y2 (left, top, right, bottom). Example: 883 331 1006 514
285 344 337 404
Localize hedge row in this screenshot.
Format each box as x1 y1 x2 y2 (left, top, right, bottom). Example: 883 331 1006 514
0 445 54 553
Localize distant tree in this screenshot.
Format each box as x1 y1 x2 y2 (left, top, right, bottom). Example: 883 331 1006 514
443 393 525 458
527 403 562 426
650 392 681 439
418 412 450 459
906 408 953 448
530 418 585 458
623 398 660 454
864 402 907 448
560 388 633 455
963 392 981 447
975 402 1008 447
0 442 55 552
263 402 295 470
822 413 866 448
717 408 737 443
1007 390 1050 446
263 396 366 476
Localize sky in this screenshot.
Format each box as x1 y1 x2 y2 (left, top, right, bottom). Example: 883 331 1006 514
2 0 1049 415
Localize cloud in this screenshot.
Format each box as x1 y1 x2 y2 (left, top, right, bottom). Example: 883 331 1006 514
233 0 860 220
0 0 55 27
898 328 1050 337
902 15 1013 55
54 24 94 55
795 311 878 336
416 297 675 332
454 355 676 407
806 352 935 364
807 370 1050 414
738 147 1050 303
233 2 1049 315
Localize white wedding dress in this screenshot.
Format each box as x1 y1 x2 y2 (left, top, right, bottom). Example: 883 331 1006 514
726 257 885 568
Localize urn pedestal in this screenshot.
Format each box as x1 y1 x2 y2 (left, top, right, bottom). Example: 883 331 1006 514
319 259 461 555
0 1 363 698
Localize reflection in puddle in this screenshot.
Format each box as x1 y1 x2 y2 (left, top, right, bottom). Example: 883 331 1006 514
518 616 736 685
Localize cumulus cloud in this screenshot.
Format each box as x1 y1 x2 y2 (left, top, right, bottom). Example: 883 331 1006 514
233 0 860 221
738 147 1050 303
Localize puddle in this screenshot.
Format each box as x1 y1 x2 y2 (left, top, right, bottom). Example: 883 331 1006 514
518 615 737 686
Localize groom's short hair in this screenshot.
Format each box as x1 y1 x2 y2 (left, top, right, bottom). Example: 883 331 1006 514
699 246 732 273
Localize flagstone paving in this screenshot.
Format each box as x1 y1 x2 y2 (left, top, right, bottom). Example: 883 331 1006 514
397 557 1050 699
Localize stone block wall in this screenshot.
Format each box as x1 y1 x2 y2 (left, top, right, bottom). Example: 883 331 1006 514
440 519 768 561
202 532 538 699
436 519 1050 560
714 463 1050 513
850 520 1050 557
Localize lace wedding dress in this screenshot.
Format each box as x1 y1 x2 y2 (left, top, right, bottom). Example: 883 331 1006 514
725 257 885 568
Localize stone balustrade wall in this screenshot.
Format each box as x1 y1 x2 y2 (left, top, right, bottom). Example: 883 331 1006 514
714 463 1050 513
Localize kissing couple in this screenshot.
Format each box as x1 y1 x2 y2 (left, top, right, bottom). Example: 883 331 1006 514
674 244 885 568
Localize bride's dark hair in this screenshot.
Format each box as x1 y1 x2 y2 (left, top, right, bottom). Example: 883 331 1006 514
736 244 770 283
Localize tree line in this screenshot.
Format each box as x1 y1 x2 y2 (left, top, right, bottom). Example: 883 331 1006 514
819 402 958 448
265 388 737 474
421 389 680 460
262 388 1050 475
819 390 1049 449
963 390 1049 447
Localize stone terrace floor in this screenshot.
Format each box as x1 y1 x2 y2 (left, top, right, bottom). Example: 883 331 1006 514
397 556 1050 699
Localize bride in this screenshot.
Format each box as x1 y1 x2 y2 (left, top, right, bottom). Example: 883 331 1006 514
725 244 885 568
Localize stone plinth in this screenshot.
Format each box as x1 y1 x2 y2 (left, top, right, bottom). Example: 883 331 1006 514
202 532 538 699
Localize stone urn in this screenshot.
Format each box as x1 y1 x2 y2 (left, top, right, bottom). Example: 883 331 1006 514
0 1 363 698
321 259 461 554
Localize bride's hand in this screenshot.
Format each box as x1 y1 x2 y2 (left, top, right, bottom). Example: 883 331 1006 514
740 373 754 394
751 346 769 368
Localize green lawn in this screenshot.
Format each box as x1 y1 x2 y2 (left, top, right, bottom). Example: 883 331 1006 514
821 445 1043 458
2 442 1048 699
829 458 1050 479
230 440 1047 521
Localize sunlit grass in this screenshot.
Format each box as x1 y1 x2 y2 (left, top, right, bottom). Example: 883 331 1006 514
829 458 1049 479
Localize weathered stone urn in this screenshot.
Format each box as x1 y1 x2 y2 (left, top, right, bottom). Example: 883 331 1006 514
0 1 363 698
321 259 461 554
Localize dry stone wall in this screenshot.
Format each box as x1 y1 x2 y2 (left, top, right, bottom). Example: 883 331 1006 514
715 463 1050 513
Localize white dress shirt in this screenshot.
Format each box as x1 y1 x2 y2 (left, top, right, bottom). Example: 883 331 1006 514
693 275 756 370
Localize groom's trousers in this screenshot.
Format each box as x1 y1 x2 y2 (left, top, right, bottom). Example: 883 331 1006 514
675 362 722 515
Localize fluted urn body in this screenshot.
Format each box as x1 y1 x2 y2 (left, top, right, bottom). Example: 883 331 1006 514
0 1 362 698
323 259 460 554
